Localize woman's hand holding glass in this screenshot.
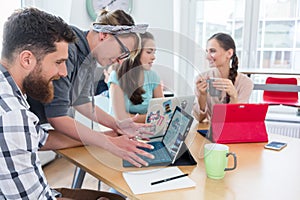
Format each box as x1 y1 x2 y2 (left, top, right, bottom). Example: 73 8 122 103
196 76 208 96
212 78 238 100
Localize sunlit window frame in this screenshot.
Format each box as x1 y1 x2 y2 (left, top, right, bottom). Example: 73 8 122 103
193 0 300 72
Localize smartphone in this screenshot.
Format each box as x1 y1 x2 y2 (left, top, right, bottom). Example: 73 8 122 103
264 141 287 151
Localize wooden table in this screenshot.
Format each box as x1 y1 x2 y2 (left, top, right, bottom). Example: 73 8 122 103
57 122 300 200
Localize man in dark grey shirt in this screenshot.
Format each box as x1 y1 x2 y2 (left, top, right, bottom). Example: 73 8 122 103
28 9 154 168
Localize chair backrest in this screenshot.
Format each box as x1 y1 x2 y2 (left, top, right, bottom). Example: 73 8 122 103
263 77 298 103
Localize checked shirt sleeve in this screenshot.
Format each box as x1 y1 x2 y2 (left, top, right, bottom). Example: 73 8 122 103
0 109 55 200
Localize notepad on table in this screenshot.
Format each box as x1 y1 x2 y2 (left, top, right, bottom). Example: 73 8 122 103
122 166 196 194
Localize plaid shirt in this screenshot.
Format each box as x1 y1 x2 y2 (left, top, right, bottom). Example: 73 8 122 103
0 65 55 199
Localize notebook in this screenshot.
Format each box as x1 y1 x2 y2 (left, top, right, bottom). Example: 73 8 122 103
209 103 269 144
123 106 194 167
145 95 195 138
122 167 195 194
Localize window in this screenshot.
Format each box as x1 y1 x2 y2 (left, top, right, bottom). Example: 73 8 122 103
193 0 300 71
257 0 300 70
194 0 245 67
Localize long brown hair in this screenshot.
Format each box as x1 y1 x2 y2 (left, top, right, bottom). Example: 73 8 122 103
208 33 239 103
117 32 155 105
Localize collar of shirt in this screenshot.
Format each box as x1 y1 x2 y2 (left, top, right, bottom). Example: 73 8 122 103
0 64 30 110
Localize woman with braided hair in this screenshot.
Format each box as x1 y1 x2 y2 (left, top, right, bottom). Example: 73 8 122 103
192 32 253 122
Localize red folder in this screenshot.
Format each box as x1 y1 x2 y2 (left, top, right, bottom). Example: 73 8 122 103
211 104 269 144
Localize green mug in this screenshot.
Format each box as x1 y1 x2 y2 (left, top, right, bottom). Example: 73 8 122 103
204 143 237 179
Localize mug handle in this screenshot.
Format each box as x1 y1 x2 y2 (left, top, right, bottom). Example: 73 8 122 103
224 152 237 171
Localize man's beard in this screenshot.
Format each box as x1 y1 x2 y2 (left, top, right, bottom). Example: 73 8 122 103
23 66 56 103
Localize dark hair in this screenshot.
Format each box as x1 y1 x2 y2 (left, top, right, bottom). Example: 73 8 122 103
208 33 238 103
1 7 76 63
117 32 154 105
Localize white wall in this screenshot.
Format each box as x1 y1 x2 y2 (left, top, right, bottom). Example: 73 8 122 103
131 0 205 95
132 0 176 93
24 0 198 95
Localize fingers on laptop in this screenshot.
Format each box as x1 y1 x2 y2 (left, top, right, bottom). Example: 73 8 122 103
125 151 153 167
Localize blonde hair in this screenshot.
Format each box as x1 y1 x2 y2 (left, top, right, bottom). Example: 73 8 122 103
95 9 141 60
96 9 134 26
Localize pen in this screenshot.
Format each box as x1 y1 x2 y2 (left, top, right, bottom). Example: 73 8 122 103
150 173 189 185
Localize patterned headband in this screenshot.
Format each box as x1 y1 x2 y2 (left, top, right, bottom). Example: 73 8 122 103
92 23 149 34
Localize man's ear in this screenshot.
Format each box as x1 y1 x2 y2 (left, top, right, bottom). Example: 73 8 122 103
19 50 37 70
98 32 109 41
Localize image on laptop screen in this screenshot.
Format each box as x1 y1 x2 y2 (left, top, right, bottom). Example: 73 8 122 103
163 108 193 160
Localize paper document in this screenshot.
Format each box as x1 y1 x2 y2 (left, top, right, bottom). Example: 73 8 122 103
122 166 196 194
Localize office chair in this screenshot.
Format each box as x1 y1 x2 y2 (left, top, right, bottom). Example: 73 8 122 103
263 77 299 107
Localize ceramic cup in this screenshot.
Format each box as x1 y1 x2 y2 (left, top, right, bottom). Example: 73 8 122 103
204 143 237 179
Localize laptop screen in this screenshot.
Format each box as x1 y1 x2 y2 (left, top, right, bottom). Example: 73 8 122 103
162 106 194 160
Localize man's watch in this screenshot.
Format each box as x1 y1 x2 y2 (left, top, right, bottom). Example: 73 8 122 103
51 189 62 198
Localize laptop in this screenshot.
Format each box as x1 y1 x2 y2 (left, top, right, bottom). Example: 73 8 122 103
145 95 195 138
123 106 194 167
209 103 269 144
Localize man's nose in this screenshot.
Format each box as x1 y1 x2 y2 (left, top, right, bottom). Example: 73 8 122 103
58 63 68 77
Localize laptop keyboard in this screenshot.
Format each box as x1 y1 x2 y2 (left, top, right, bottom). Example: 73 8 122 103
123 141 172 167
142 142 171 163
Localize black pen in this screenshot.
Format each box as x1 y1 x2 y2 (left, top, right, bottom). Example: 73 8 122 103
150 173 189 185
